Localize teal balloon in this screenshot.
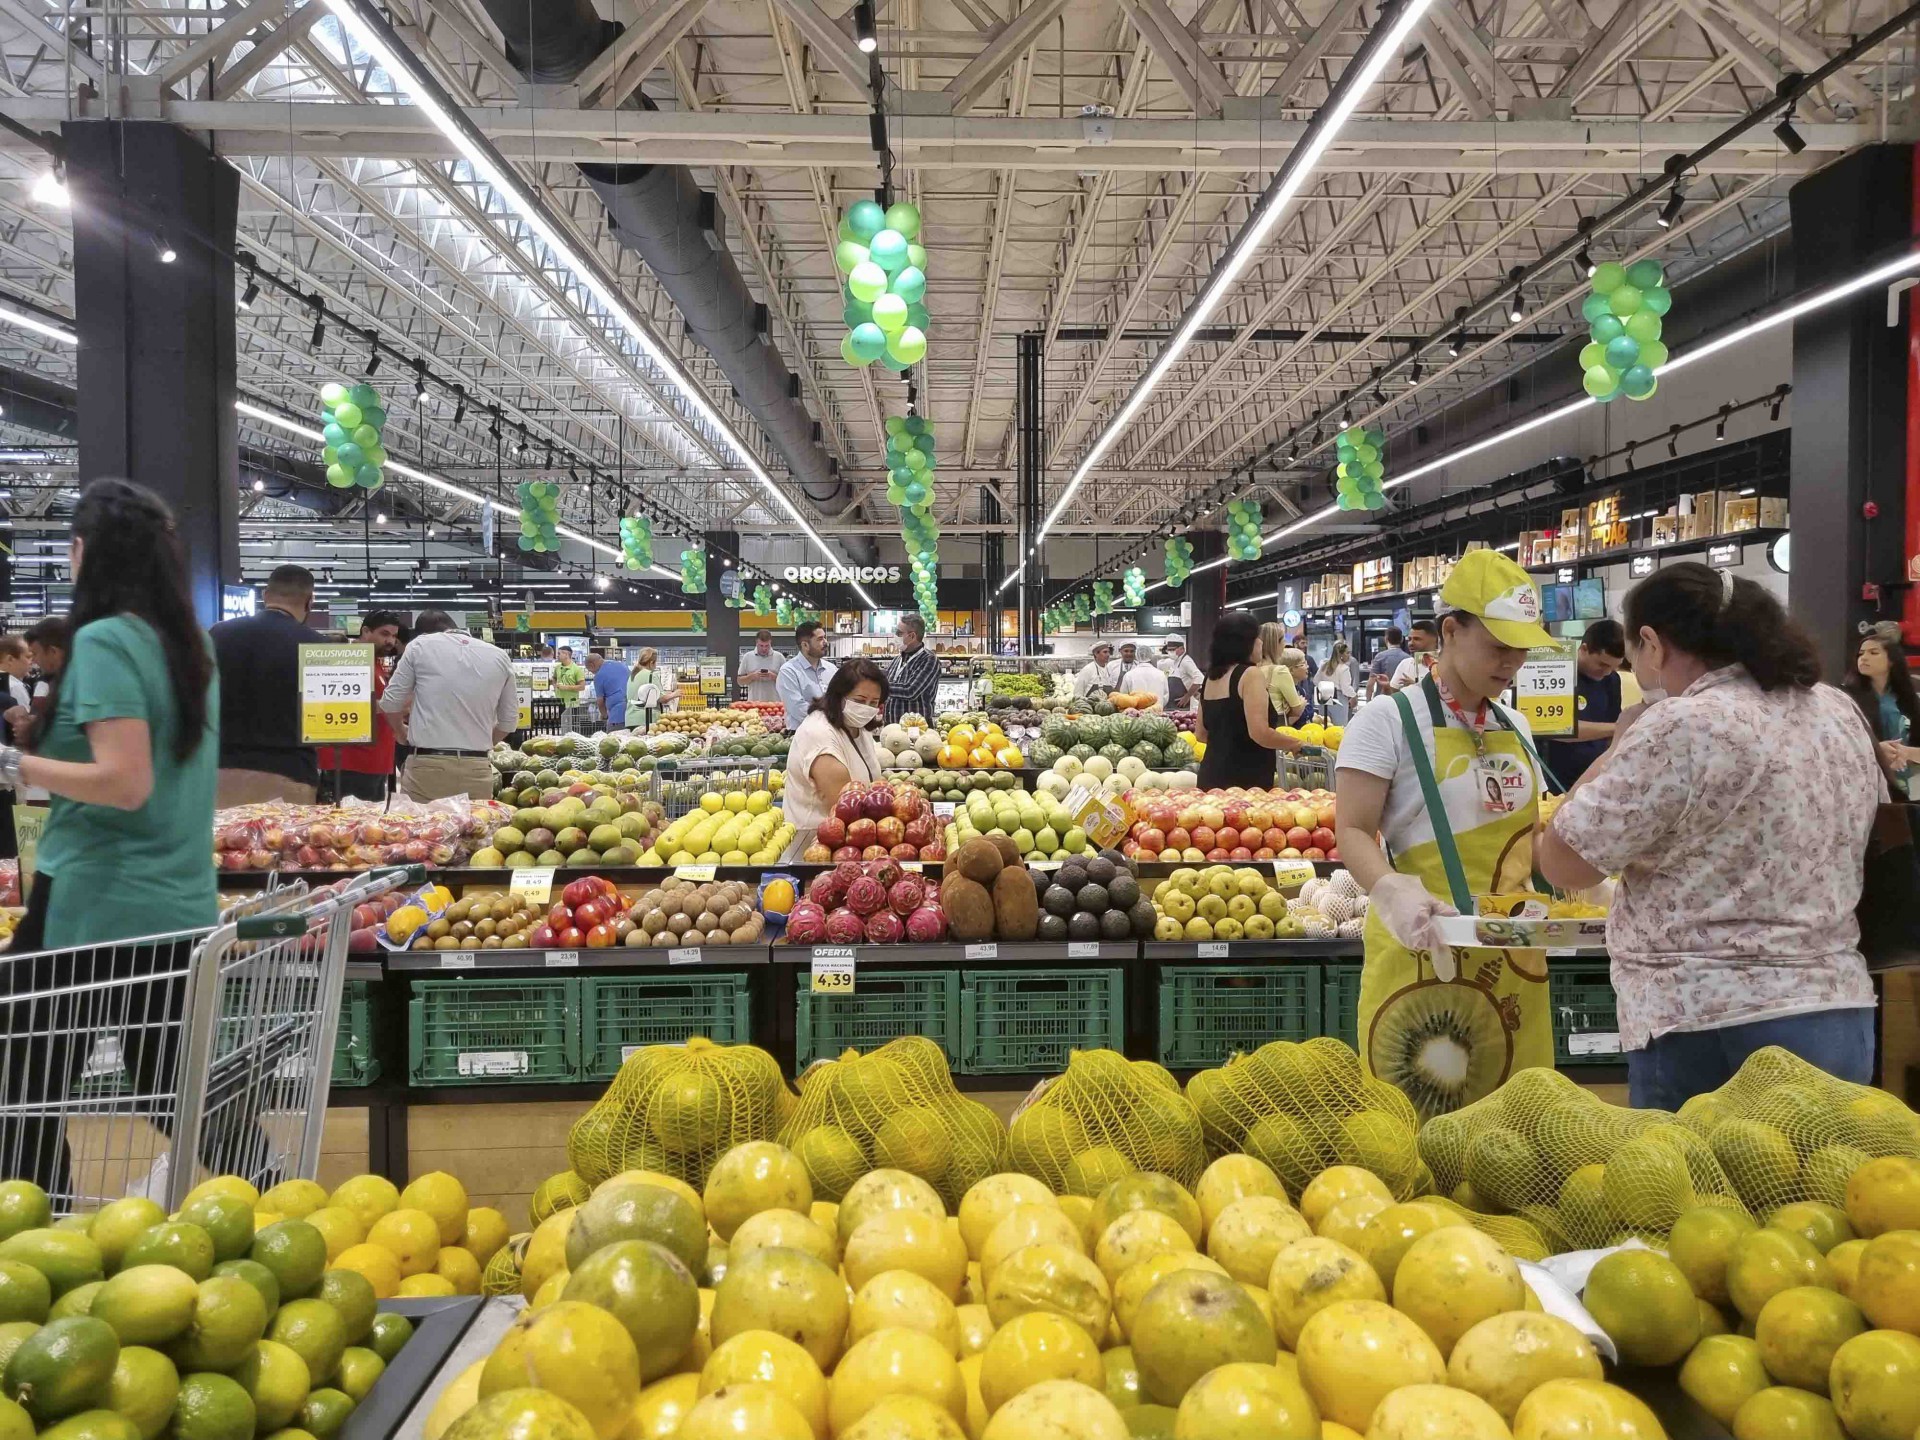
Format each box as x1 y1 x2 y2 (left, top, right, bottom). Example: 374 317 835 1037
1604 335 1640 370
1596 387 1620 404
901 478 928 507
364 445 387 468
906 243 928 271
1625 258 1666 290
842 297 873 328
1590 313 1625 344
886 481 908 506
1620 365 1657 399
1624 310 1662 345
835 238 869 274
1578 341 1607 371
903 414 928 436
888 327 927 365
848 261 888 302
905 302 931 331
361 405 386 430
884 202 922 240
326 462 354 488
911 431 936 453
890 266 926 304
320 382 347 406
1639 338 1669 369
1641 285 1673 316
356 464 382 487
332 402 363 430
869 229 909 273
1582 365 1619 398
1580 292 1612 323
1336 462 1353 481
1608 284 1643 317
876 350 911 372
348 383 378 408
872 293 909 333
848 199 885 241
517 534 534 551
890 465 915 486
850 322 889 361
323 422 350 448
351 423 380 448
335 441 365 469
1591 261 1628 294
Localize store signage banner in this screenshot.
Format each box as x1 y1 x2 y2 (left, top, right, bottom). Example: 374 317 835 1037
783 564 903 584
298 643 375 745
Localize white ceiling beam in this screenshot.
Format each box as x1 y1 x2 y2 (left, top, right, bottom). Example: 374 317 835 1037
1562 0 1680 99
1675 0 1792 102
1117 0 1232 113
1415 17 1493 120
943 0 1074 112
597 0 710 107
573 0 710 96
1705 0 1873 111
766 0 873 92
1264 0 1364 97
1425 0 1512 113
156 0 294 91
0 0 104 80
212 3 324 98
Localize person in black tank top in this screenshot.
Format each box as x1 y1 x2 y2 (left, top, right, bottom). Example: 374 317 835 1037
1195 612 1313 789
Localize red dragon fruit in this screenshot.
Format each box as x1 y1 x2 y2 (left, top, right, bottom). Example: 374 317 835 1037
867 857 905 892
905 903 948 943
833 859 866 892
786 900 828 945
888 876 925 916
805 870 846 909
864 909 905 944
824 906 866 944
844 873 887 918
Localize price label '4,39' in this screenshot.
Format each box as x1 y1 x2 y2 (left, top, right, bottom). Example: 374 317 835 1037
810 946 856 994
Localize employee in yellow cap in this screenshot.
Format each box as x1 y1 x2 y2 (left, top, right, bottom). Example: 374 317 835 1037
1331 550 1559 1121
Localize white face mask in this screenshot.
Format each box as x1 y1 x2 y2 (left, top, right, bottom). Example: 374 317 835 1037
842 699 880 729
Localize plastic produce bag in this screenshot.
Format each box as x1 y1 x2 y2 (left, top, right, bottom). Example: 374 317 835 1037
1009 1048 1206 1193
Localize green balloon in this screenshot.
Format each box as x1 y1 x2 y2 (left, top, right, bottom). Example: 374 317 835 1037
1590 314 1625 344
1578 341 1606 371
872 293 909 333
323 422 349 448
841 297 873 328
906 242 928 271
1604 335 1640 370
1591 261 1628 294
335 441 364 469
1354 443 1377 464
1582 365 1619 398
850 322 890 361
1641 285 1673 316
869 229 909 273
356 464 382 487
884 202 921 240
351 423 379 448
326 463 354 487
1624 310 1662 345
903 448 929 473
361 405 387 430
364 445 387 468
1639 339 1669 369
1625 258 1665 290
887 326 927 366
320 382 347 406
322 445 338 465
837 216 859 244
890 266 927 304
835 238 869 275
332 402 363 430
1620 365 1656 399
1581 292 1612 323
890 465 915 485
1608 284 1643 317
905 302 931 331
848 261 888 302
836 331 865 367
848 199 885 241
348 383 379 407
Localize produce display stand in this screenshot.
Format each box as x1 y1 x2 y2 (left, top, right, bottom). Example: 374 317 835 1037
338 1297 487 1440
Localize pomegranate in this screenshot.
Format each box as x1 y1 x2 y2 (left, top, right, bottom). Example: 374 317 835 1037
832 845 862 862
834 788 866 824
888 843 919 861
864 909 905 944
903 816 936 849
862 784 894 821
875 816 905 848
891 786 922 822
888 876 925 916
905 904 948 943
815 815 847 848
844 874 887 917
824 906 866 944
785 901 828 944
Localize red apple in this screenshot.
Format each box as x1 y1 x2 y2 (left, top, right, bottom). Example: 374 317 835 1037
562 878 601 909
557 926 584 948
891 787 921 822
1167 826 1191 851
903 816 935 848
816 816 847 848
1230 846 1253 861
1205 848 1230 862
920 841 945 862
575 898 609 931
1216 827 1240 850
1254 847 1276 860
528 923 558 948
1263 827 1288 851
1191 826 1216 852
889 842 918 860
1327 847 1341 862
1279 846 1302 859
1137 827 1165 854
1311 826 1336 851
1303 846 1327 860
1222 801 1248 831
585 923 617 948
548 902 572 931
834 790 865 824
1286 826 1313 850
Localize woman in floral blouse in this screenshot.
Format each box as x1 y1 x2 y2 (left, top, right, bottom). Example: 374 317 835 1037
1536 562 1884 1110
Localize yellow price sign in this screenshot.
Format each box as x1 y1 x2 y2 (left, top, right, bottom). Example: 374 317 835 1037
1512 653 1577 739
299 644 375 745
810 946 856 994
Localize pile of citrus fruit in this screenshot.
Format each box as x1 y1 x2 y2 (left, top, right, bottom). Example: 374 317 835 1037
0 1167 507 1440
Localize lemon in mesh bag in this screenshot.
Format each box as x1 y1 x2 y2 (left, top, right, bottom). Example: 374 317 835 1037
1184 1037 1420 1200
1008 1048 1207 1194
481 1233 528 1296
529 1171 591 1225
567 1036 794 1191
1675 1046 1920 1215
778 1035 1007 1208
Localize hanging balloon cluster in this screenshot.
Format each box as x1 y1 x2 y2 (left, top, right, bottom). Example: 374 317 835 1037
754 583 773 614
1225 498 1264 561
618 513 654 571
515 481 561 552
1092 580 1115 615
1073 594 1092 624
775 597 795 627
1123 566 1148 608
886 414 941 626
1334 426 1388 511
680 547 707 595
837 199 930 372
1580 259 1672 403
318 382 389 491
1165 536 1195 587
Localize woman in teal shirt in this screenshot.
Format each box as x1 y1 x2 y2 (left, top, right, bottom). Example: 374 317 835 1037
0 478 230 1202
1845 630 1920 800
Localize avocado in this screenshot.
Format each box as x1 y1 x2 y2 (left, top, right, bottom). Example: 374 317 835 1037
1085 855 1118 887
1099 908 1133 941
1056 862 1089 894
1076 882 1111 914
1036 913 1069 942
1044 885 1078 918
1108 875 1141 911
1066 910 1102 941
1128 897 1158 936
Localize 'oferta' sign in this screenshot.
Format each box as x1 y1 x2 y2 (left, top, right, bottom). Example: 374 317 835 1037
783 565 903 584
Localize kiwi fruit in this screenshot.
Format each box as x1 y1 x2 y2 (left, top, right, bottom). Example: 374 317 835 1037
1366 978 1513 1124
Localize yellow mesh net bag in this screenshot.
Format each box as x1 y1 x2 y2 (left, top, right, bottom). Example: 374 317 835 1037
777 1035 1007 1207
529 1171 591 1225
568 1036 794 1190
1418 1066 1747 1250
1675 1045 1920 1214
1184 1037 1422 1201
1009 1049 1206 1194
482 1234 527 1296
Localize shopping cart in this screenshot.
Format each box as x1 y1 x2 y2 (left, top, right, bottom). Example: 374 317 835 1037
0 867 413 1213
1278 750 1336 790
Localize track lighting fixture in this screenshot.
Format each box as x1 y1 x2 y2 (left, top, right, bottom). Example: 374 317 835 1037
1341 404 1353 425
1657 180 1685 228
413 360 428 406
1715 404 1731 440
364 344 381 376
309 298 325 352
1576 244 1595 278
238 265 260 311
1770 385 1788 421
1372 387 1386 406
452 389 466 425
32 162 67 208
375 511 387 525
1774 106 1806 155
1667 426 1680 458
156 233 177 264
1448 332 1462 358
594 573 610 590
252 478 265 493
854 0 877 52
1409 361 1422 383
1507 268 1526 324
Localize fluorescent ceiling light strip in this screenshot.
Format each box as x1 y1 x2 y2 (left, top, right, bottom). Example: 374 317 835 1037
0 303 76 345
319 0 876 608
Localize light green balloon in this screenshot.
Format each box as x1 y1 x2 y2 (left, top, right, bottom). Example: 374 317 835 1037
1639 339 1669 369
1624 310 1662 344
1579 341 1606 371
871 293 909 333
1591 261 1628 294
887 326 927 366
848 260 888 302
332 402 363 430
1608 284 1643 317
1582 364 1619 398
834 238 869 274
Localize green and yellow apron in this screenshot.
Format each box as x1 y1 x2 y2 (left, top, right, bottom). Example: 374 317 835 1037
1358 676 1555 1121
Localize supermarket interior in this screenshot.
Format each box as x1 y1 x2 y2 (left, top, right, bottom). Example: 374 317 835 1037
2 0 1920 1437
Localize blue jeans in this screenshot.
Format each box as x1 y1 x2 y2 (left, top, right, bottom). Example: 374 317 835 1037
1627 1008 1877 1112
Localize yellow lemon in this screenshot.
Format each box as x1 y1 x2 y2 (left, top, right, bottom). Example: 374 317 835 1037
399 1174 470 1247
367 1208 441 1278
329 1176 400 1231
462 1209 510 1268
302 1208 364 1263
398 1274 457 1298
332 1243 402 1300
434 1246 482 1296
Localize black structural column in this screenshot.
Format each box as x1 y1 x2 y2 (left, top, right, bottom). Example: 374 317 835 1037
66 121 240 625
1788 143 1913 676
1017 331 1043 651
705 530 742 684
1185 530 1226 671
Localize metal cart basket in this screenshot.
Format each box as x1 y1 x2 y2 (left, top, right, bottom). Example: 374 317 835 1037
0 868 412 1213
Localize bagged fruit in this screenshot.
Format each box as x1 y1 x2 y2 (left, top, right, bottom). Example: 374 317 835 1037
778 1035 1007 1207
1187 1036 1422 1199
483 1233 528 1295
1673 1045 1920 1214
1009 1047 1206 1193
568 1036 795 1190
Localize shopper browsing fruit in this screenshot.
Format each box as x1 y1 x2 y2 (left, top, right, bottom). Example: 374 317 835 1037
781 659 888 860
1333 549 1558 1122
1195 612 1313 792
626 646 666 731
1536 563 1884 1110
380 612 518 802
1259 621 1307 725
552 645 587 729
1843 625 1920 799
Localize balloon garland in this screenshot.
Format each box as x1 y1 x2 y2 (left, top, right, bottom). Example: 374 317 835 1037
885 413 941 627
680 546 707 595
1580 258 1671 403
754 582 773 614
1123 566 1147 607
618 513 654 571
1334 426 1387 511
1072 593 1092 624
1164 536 1195 587
318 381 389 491
1225 498 1263 561
515 481 561 552
1092 579 1115 615
836 199 930 372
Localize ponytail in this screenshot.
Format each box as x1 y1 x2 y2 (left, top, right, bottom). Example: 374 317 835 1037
1622 561 1820 691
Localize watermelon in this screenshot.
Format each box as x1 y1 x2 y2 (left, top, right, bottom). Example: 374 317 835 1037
1163 738 1194 766
1130 741 1163 767
1042 715 1078 749
1068 743 1096 762
1028 742 1062 769
1099 743 1128 765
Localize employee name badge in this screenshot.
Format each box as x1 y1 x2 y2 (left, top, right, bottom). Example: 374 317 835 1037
1472 750 1530 815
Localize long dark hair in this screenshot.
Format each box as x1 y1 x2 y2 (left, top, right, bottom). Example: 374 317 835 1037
1206 610 1261 679
812 658 888 731
1622 562 1820 692
1844 631 1920 741
62 479 212 762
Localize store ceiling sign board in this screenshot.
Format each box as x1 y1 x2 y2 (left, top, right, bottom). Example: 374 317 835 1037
1512 641 1578 739
783 565 903 584
298 643 375 745
1629 555 1656 578
1706 542 1741 570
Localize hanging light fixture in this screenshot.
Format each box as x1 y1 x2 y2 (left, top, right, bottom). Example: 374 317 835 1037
854 0 877 53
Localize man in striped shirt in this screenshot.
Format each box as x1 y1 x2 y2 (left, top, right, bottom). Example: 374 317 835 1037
885 612 940 723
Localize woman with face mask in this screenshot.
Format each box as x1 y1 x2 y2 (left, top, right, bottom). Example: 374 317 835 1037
781 658 889 860
1537 563 1884 1110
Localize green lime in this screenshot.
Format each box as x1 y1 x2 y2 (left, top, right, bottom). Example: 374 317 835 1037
365 1311 411 1363
53 1217 94 1234
333 1347 383 1404
0 1229 104 1296
171 1372 254 1440
297 1389 353 1440
210 1260 279 1316
92 1266 200 1347
233 1341 309 1433
261 1431 317 1440
34 1410 140 1440
175 1200 252 1266
87 1202 166 1274
267 1300 345 1387
121 1224 213 1282
104 1346 178 1440
0 1184 50 1242
167 1277 267 1374
0 1320 41 1374
312 1272 375 1346
2 1314 120 1421
0 1260 50 1323
0 1394 28 1440
50 1280 105 1320
249 1223 326 1302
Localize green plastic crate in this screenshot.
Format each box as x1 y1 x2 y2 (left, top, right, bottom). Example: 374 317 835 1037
331 980 381 1087
795 968 961 1070
581 973 754 1079
1323 964 1364 1052
960 968 1124 1075
1157 966 1319 1069
1549 961 1621 1064
408 978 578 1086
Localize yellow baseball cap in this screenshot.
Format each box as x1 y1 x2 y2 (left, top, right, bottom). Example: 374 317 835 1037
1438 549 1556 650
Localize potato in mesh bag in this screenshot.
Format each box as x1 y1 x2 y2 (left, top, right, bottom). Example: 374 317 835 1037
567 1036 794 1190
1184 1036 1420 1199
778 1035 1007 1206
1009 1048 1206 1193
1674 1045 1920 1213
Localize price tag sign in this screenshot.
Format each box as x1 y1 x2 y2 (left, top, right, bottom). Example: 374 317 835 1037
965 943 998 960
1067 941 1099 958
699 658 727 695
1512 644 1578 738
668 947 702 966
1197 941 1229 958
544 950 580 968
933 801 956 818
298 643 375 745
673 864 717 882
810 946 857 994
511 867 556 906
1272 858 1316 887
440 951 475 970
1029 858 1062 871
899 861 923 872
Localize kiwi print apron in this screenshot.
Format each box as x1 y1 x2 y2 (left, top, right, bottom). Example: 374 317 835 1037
1359 677 1554 1122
